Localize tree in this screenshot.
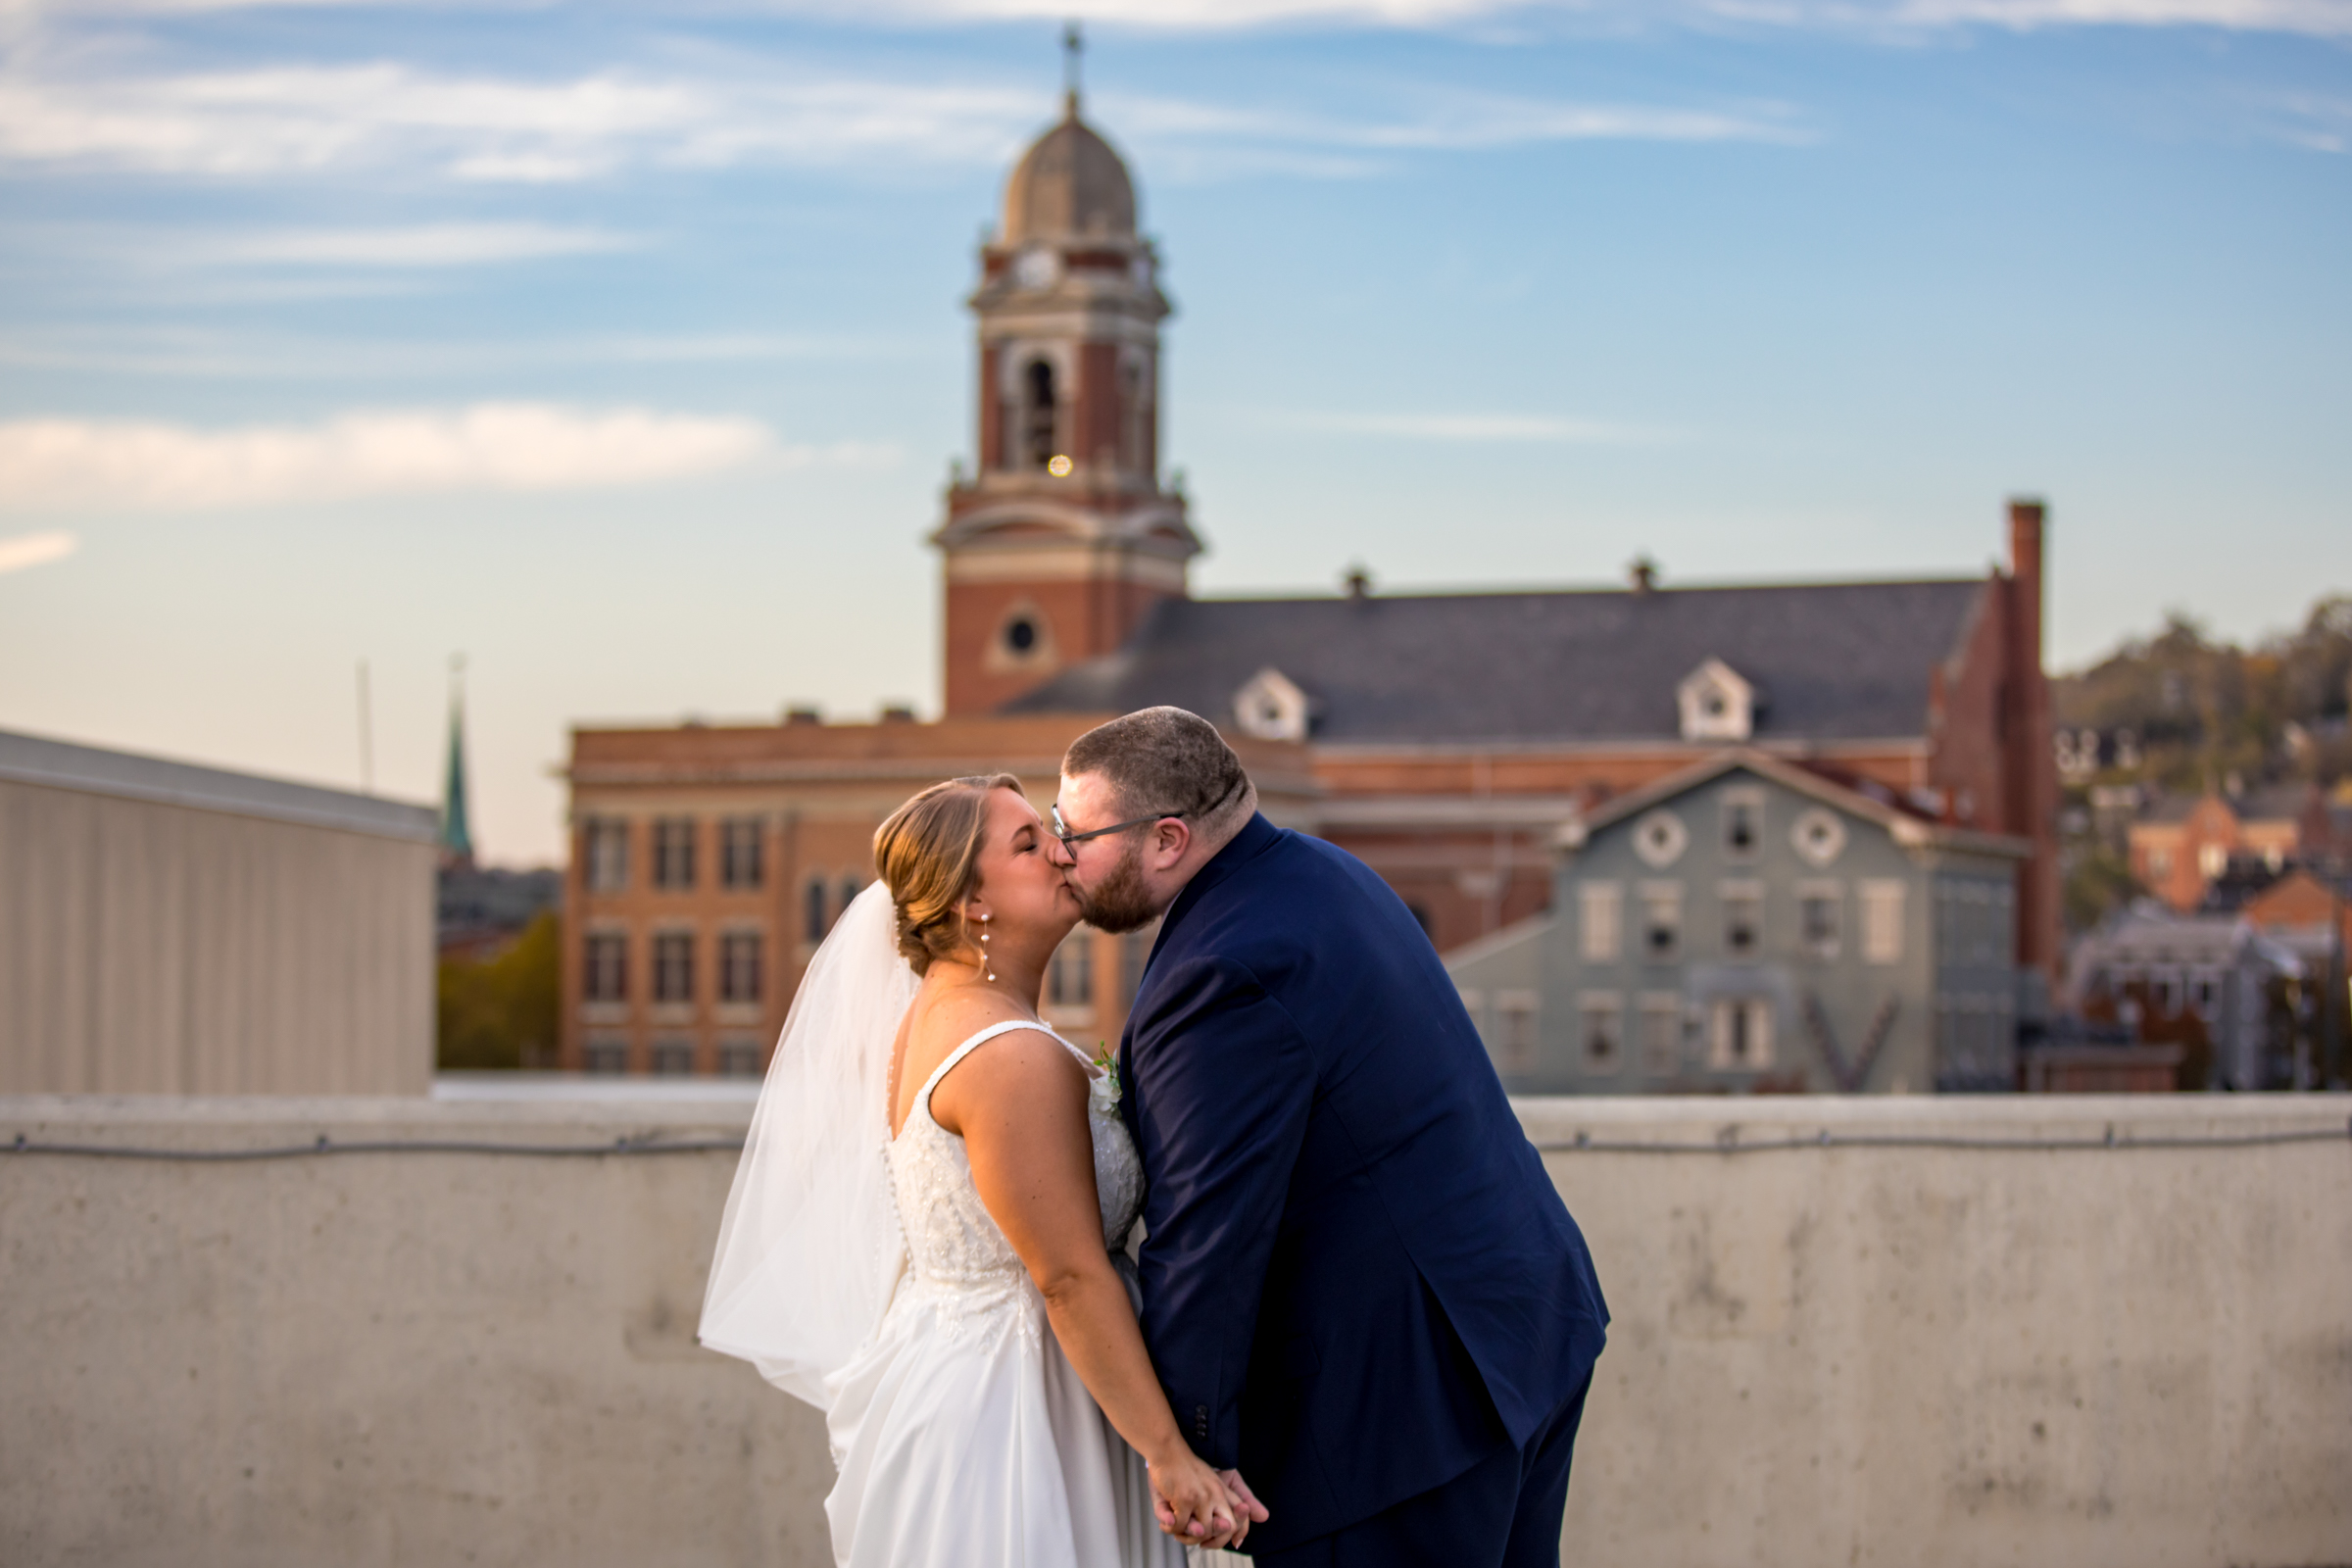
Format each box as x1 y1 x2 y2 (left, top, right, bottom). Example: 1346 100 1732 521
437 909 560 1071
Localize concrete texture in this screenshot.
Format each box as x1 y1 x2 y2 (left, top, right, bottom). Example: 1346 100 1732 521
2 1092 2347 1567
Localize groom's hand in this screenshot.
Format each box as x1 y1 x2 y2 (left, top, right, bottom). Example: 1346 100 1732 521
1219 1469 1270 1547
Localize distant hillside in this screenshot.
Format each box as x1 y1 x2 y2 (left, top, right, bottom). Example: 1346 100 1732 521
2053 594 2352 794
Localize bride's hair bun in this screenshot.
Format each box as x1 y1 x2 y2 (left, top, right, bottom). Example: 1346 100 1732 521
872 773 1024 976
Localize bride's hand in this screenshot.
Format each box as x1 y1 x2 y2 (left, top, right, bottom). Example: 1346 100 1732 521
1147 1448 1240 1548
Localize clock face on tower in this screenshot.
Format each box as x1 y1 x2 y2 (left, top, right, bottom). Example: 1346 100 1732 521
1012 246 1060 290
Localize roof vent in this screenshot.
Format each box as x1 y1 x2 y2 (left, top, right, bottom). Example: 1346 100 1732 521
1344 564 1373 600
784 706 822 725
879 705 917 723
1234 666 1312 743
1630 556 1658 595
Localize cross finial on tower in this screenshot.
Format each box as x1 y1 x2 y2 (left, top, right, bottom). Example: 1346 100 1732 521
1062 21 1083 118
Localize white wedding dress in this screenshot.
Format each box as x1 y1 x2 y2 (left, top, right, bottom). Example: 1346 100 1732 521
701 887 1230 1568
822 1018 1186 1568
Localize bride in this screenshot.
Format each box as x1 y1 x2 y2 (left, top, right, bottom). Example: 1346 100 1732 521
701 773 1265 1566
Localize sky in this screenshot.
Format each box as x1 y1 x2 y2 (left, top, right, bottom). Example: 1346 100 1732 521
0 0 2346 866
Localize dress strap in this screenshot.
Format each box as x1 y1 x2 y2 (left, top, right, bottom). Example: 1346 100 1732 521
913 1018 1093 1110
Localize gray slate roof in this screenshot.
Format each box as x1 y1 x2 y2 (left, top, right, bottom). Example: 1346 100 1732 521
1006 579 1987 746
0 728 438 842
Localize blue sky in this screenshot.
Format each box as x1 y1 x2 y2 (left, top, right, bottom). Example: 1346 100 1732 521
1 0 2346 864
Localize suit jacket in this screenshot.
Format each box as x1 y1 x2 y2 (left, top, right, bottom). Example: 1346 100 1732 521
1119 813 1607 1552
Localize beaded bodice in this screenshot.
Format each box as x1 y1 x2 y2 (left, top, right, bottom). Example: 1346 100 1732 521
888 1021 1142 1306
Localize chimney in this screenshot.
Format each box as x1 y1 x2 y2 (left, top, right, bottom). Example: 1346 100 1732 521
1629 556 1658 595
1343 564 1373 600
2004 497 2059 983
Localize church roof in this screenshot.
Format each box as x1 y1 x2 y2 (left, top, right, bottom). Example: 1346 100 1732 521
1002 100 1137 243
1004 577 1989 747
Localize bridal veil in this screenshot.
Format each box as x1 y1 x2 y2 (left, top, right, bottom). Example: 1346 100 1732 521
700 882 917 1408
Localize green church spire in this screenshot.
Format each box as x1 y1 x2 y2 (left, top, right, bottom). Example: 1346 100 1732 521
440 655 474 867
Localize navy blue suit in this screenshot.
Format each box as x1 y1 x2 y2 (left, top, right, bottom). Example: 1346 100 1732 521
1119 813 1608 1559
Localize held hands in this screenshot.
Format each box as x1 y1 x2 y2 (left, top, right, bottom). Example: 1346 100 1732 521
1148 1450 1269 1551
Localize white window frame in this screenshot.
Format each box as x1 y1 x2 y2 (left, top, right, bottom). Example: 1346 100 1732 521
1797 879 1843 960
652 816 698 891
1639 993 1684 1077
1577 992 1624 1074
1720 786 1765 863
1578 881 1624 963
1860 880 1906 964
584 817 630 893
582 927 628 1004
651 928 696 1006
1494 989 1541 1075
1639 881 1684 964
719 816 765 890
1708 997 1775 1071
717 927 763 1005
1719 879 1764 959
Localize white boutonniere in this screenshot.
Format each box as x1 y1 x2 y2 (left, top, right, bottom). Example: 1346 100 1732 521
1091 1043 1122 1113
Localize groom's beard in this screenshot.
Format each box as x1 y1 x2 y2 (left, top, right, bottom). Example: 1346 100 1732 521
1070 840 1159 934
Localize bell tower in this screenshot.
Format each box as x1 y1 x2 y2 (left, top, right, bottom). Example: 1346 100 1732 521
934 32 1200 716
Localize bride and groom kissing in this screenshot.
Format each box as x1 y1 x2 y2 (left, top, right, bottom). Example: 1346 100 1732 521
702 707 1608 1566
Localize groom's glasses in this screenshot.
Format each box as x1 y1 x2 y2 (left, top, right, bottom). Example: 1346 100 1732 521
1048 804 1171 848
1048 775 1245 849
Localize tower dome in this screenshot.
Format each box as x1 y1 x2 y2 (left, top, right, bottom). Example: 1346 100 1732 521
1001 100 1137 243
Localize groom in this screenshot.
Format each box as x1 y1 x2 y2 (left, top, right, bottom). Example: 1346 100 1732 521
1047 707 1607 1566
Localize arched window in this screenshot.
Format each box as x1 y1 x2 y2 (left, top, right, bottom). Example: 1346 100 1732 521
1024 360 1057 469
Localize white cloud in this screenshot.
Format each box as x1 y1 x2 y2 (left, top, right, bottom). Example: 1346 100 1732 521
193 222 645 267
0 404 813 511
0 529 77 573
1274 410 1679 443
1111 87 1810 149
2253 88 2352 151
0 53 1047 179
0 41 1809 184
0 327 922 379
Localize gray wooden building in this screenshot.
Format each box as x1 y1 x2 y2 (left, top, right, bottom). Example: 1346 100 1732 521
1446 750 2032 1094
0 729 437 1095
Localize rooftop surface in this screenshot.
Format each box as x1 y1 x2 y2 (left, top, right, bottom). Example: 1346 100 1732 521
1007 579 1988 746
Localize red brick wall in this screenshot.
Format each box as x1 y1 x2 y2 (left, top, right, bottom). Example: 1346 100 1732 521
943 572 1180 716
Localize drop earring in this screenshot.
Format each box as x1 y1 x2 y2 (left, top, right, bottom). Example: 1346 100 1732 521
978 912 994 981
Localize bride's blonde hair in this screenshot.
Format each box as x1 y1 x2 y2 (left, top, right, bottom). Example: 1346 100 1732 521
872 773 1024 976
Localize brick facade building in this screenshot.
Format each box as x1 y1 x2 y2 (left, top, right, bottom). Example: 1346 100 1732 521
559 92 2060 1076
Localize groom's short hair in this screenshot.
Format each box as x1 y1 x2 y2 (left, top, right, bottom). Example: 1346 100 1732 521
1063 707 1254 827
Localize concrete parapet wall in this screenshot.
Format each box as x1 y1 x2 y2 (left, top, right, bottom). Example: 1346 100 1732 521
3 1093 2347 1567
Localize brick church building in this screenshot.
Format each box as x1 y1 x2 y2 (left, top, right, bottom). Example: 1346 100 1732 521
559 86 2059 1077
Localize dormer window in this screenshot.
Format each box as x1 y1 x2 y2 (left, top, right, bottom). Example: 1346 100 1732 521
1677 659 1758 742
1233 667 1310 742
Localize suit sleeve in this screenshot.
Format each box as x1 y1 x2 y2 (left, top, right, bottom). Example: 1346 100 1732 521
1129 955 1315 1470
